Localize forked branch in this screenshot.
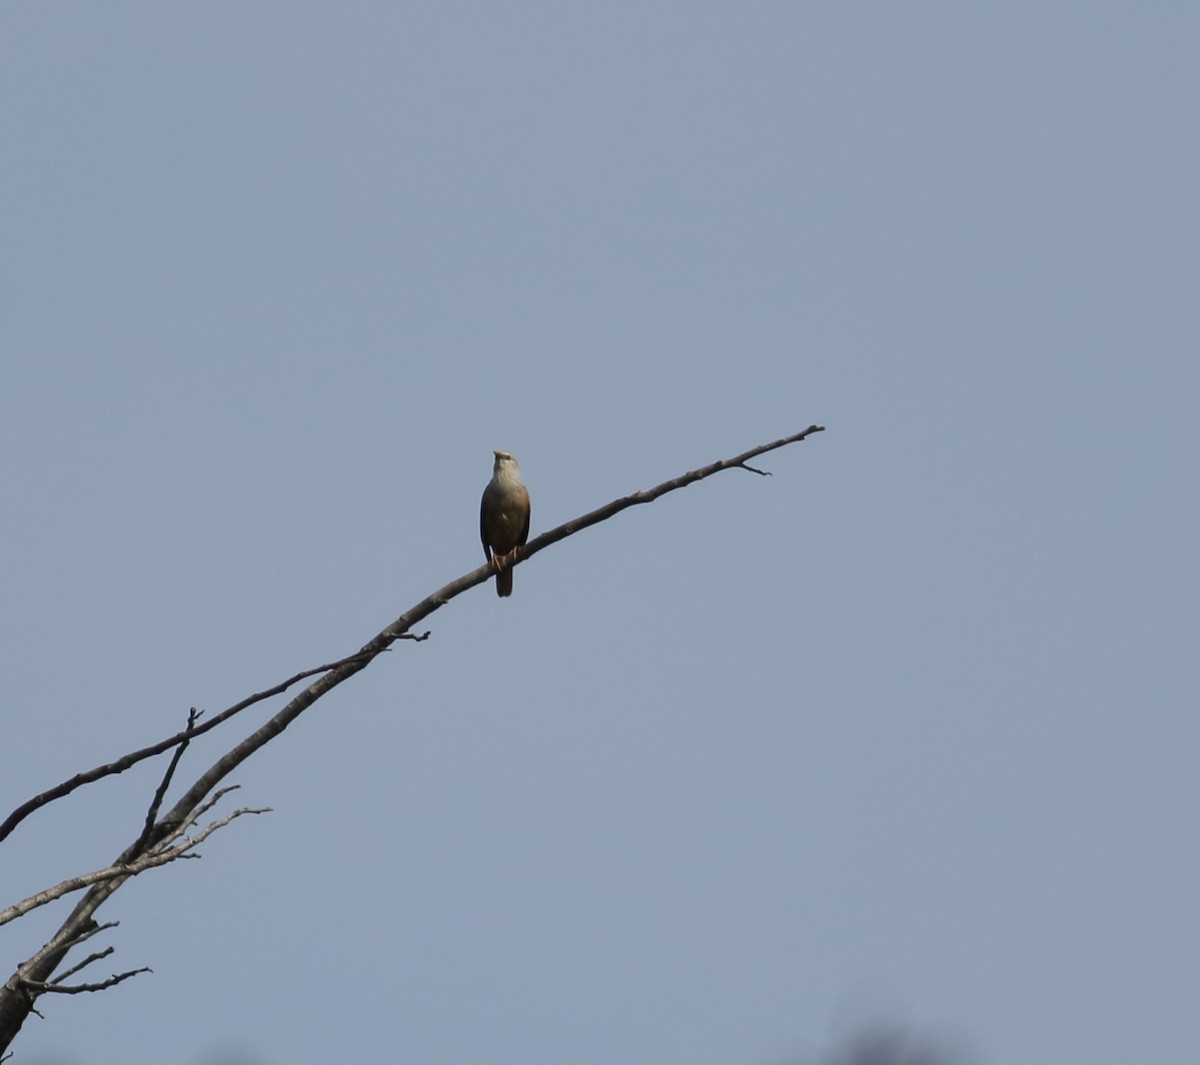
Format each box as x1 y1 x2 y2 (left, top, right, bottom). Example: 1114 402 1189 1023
0 425 824 1054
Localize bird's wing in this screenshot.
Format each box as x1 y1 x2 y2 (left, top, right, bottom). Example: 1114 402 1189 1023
480 487 494 561
518 485 531 546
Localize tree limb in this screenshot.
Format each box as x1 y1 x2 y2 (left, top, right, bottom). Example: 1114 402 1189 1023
0 800 269 927
0 425 823 1052
21 968 151 995
0 650 377 843
140 425 826 855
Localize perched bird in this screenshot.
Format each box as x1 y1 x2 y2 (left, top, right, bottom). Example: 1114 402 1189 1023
480 450 531 597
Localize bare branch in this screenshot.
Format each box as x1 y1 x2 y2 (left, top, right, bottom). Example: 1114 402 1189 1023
22 968 151 995
132 707 200 857
0 650 378 843
137 426 825 857
2 870 137 928
155 784 242 845
0 797 268 1041
0 426 823 1053
62 921 119 948
0 802 268 926
514 425 825 569
51 947 115 983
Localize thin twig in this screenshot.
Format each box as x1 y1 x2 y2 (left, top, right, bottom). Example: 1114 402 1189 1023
63 921 118 948
51 947 114 983
133 708 200 857
22 968 151 994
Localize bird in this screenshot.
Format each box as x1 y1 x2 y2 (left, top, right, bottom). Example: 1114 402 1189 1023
479 450 531 597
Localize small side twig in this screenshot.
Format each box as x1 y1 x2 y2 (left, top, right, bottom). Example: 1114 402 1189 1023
61 921 118 950
21 968 151 995
133 707 201 857
50 946 115 983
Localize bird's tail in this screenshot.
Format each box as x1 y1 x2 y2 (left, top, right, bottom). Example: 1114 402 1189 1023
496 567 513 597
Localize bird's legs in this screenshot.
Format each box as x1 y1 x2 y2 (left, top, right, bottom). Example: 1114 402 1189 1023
490 547 521 571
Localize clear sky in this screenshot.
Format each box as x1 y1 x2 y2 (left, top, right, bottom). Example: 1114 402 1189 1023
2 4 1197 1064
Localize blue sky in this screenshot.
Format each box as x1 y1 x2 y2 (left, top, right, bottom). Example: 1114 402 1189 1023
2 4 1197 1064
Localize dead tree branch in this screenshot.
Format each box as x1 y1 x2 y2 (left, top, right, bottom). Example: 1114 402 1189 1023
21 968 152 995
0 425 823 1053
133 707 200 855
1 800 268 927
48 946 115 983
0 650 376 843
